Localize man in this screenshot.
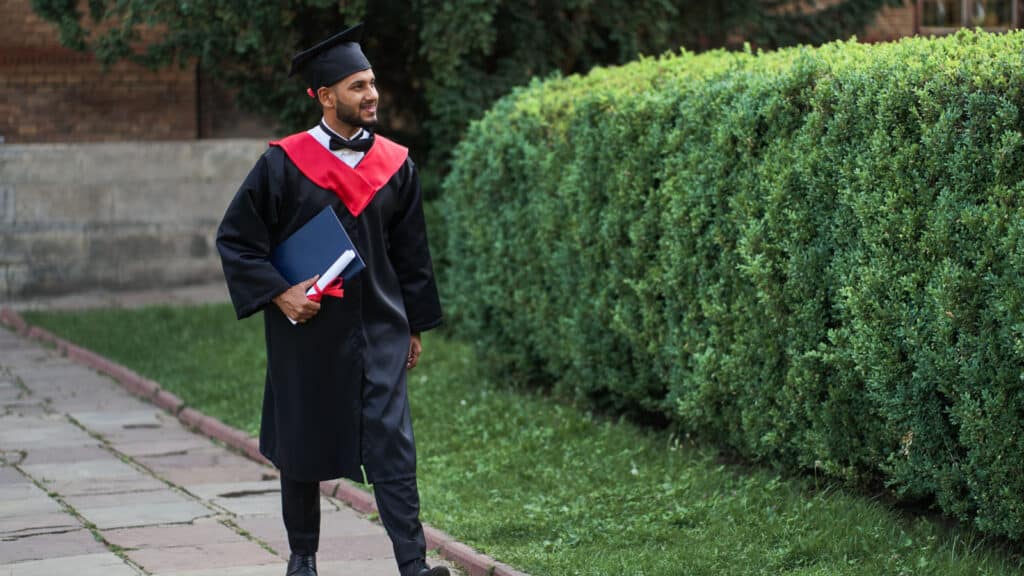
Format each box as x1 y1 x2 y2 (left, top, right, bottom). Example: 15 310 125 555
216 23 448 576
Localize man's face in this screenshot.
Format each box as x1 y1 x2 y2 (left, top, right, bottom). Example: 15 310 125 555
328 69 378 129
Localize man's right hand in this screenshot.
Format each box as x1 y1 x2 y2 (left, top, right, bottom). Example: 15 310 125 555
273 275 321 323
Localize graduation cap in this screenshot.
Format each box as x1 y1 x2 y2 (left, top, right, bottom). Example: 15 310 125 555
289 23 372 98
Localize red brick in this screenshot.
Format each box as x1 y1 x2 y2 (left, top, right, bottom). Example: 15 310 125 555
440 540 496 576
423 524 453 551
26 325 59 345
152 389 184 414
0 308 28 334
0 0 199 143
178 408 207 430
197 416 249 451
242 437 272 466
332 481 376 515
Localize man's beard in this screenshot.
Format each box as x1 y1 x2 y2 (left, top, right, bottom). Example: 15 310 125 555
336 103 378 129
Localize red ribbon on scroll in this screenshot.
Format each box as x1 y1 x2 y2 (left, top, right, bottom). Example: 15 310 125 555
308 278 344 303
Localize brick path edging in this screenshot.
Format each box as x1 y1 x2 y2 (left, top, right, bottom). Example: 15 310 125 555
0 307 528 576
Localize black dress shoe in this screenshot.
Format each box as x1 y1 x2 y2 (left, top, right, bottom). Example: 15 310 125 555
286 553 317 576
416 567 450 576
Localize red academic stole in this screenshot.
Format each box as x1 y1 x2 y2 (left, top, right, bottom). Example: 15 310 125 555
269 132 408 217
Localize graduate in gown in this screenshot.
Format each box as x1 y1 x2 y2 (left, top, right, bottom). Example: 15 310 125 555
215 23 447 576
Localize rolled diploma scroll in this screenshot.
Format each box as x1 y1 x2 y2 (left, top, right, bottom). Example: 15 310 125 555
287 249 356 325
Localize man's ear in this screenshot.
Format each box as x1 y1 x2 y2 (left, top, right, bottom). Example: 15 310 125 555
317 86 334 109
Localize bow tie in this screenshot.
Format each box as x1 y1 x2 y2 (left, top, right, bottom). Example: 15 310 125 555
322 123 374 152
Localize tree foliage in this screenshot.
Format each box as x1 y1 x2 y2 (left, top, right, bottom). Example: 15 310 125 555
31 0 900 179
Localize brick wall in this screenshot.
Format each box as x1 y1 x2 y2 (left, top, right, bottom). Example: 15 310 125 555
863 0 917 42
0 0 198 143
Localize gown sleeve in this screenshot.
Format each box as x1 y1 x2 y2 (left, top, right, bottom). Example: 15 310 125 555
387 160 443 333
216 150 293 319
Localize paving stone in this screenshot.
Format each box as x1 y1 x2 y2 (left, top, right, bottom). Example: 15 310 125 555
0 551 140 575
243 520 394 563
225 515 285 552
183 480 284 500
65 489 216 530
137 446 257 470
0 513 81 538
138 447 269 486
25 380 128 401
8 364 83 380
314 559 407 576
48 394 149 413
0 483 65 519
0 352 55 369
21 458 137 482
86 500 214 530
318 532 401 562
0 528 107 564
0 333 33 347
0 385 29 402
13 368 102 390
22 459 165 496
0 353 45 369
126 541 279 574
0 465 26 485
16 367 110 385
99 424 201 446
103 518 246 550
63 488 188 511
36 379 130 401
47 475 170 497
320 506 388 536
20 444 111 466
114 437 216 458
159 465 275 486
0 396 36 410
184 481 333 517
233 508 394 562
0 417 94 449
158 558 450 576
1 403 52 418
26 382 122 401
156 563 283 576
70 409 167 435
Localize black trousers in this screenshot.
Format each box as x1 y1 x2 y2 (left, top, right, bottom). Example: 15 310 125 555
280 474 427 576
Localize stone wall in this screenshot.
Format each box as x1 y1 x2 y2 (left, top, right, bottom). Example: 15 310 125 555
0 140 267 299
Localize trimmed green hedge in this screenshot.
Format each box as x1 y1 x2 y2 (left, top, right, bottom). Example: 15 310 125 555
440 30 1024 540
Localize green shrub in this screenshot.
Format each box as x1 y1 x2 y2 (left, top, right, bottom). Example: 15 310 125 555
441 29 1024 540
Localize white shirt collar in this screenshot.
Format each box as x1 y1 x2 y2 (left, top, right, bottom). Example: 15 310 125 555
319 117 368 141
307 119 369 168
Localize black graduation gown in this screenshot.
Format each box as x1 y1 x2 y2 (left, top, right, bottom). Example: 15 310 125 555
215 133 442 484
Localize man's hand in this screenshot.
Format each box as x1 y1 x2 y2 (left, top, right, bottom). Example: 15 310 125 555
407 333 422 370
273 275 321 323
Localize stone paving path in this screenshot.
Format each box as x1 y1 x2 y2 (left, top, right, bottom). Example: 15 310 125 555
0 324 459 575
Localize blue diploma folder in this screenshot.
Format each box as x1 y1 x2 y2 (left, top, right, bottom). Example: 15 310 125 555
270 206 365 285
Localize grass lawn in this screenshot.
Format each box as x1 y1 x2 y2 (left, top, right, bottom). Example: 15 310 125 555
21 304 1024 575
